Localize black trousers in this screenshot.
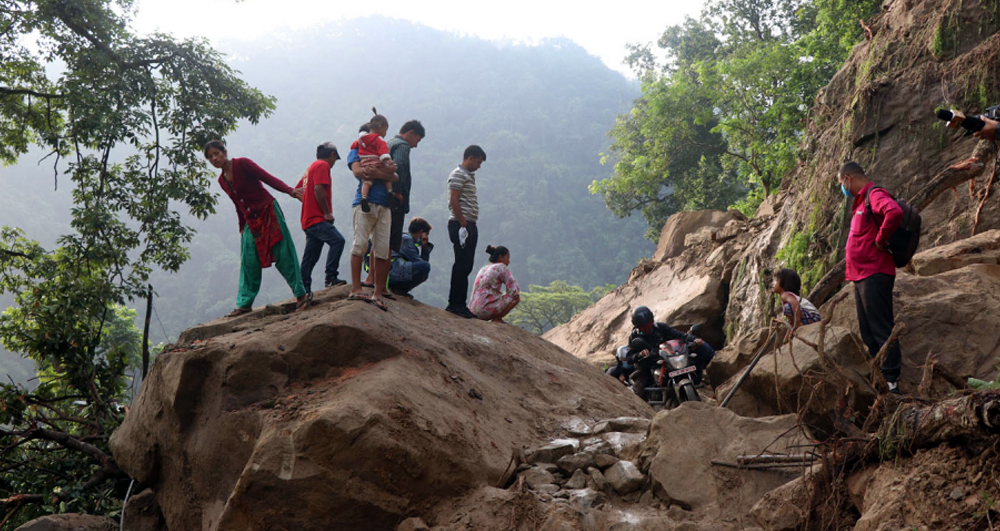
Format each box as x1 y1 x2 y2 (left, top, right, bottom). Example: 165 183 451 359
854 273 902 382
447 220 478 308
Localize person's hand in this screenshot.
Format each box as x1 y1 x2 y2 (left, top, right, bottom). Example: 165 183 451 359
323 213 334 223
876 239 889 251
974 117 998 141
618 374 625 383
694 338 704 347
289 188 304 201
459 219 467 228
393 192 404 205
641 349 651 358
949 156 981 171
420 233 429 245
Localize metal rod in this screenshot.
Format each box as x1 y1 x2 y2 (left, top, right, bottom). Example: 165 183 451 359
720 331 777 408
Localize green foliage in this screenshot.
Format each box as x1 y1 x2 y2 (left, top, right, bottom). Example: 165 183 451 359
0 0 273 525
594 0 882 238
508 280 611 335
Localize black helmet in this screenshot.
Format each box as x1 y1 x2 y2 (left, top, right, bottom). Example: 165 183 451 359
631 306 654 328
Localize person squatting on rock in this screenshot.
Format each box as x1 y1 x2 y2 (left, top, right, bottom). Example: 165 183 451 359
948 114 999 171
204 140 310 317
446 145 487 318
346 124 399 312
356 109 396 213
388 217 434 298
468 245 520 323
297 141 347 296
622 306 715 399
772 268 821 342
838 161 903 394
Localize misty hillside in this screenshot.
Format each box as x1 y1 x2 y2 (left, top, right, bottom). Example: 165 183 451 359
0 16 651 381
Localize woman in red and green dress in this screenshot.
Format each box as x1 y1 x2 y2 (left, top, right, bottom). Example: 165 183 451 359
204 140 310 316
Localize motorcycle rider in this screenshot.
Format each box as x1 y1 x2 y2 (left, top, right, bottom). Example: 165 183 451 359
624 306 715 399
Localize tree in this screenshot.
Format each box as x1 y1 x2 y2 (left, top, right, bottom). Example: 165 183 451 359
0 0 274 525
508 280 612 335
593 0 882 238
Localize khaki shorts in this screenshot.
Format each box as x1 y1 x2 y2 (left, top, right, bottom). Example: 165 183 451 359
351 204 391 258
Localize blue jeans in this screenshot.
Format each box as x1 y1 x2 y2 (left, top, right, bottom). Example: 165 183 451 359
388 261 430 294
300 221 345 292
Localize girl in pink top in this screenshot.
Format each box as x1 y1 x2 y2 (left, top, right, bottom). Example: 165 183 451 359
469 245 521 322
357 110 395 212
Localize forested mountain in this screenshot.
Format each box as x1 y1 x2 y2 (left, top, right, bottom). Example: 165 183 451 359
0 16 652 380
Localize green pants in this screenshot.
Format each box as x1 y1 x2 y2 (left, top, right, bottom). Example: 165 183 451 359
237 202 306 308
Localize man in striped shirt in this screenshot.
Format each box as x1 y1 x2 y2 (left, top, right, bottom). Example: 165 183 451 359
446 145 486 318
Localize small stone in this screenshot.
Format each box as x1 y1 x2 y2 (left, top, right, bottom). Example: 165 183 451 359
565 469 588 489
586 467 611 492
397 516 430 531
582 441 615 456
556 451 595 474
560 418 592 436
553 489 571 499
534 483 560 495
592 417 651 434
569 488 605 511
949 487 965 501
603 432 646 452
639 489 656 505
604 460 644 494
535 492 554 502
525 442 577 465
594 454 619 470
521 466 556 488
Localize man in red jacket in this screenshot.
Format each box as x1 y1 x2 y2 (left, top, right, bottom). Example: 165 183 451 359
839 161 903 394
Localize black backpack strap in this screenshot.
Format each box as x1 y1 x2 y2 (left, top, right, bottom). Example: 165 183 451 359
865 186 891 223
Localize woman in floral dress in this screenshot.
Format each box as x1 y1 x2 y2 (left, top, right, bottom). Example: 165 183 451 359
468 245 520 323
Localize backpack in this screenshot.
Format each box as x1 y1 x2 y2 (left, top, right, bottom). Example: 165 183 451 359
864 186 921 268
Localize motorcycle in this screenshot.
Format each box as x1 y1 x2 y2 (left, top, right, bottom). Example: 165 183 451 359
616 325 703 409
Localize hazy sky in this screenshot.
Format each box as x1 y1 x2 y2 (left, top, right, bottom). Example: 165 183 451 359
130 0 707 76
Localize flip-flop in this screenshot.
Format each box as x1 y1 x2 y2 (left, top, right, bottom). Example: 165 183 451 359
369 297 388 311
227 307 252 317
360 281 375 288
347 292 371 302
382 292 396 300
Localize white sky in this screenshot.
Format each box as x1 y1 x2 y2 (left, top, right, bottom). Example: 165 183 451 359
130 0 707 76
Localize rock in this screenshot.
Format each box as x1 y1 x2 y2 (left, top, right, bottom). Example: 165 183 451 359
714 324 875 437
910 229 1000 277
705 327 772 387
568 488 604 511
556 451 596 474
594 453 619 469
565 469 588 489
684 227 715 247
534 483 560 495
603 431 647 453
592 416 650 434
655 210 740 261
122 489 167 531
14 514 117 531
640 403 809 514
396 517 430 531
522 466 558 489
109 291 649 531
560 418 593 436
749 474 812 531
582 440 615 456
586 467 611 492
526 440 578 464
826 265 1000 394
603 460 644 494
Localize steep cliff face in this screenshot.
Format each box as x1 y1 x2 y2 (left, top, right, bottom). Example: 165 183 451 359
109 288 649 531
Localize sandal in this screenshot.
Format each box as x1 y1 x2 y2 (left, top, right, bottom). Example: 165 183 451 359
295 292 313 312
347 292 371 302
227 307 252 317
369 297 388 312
360 281 375 288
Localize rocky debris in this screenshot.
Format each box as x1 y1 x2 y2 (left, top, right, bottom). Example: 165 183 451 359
522 466 558 489
565 469 588 489
109 289 649 531
639 403 810 516
556 451 596 474
13 514 117 531
396 517 430 531
826 264 1000 394
749 473 814 531
714 324 876 437
525 440 578 464
603 460 644 494
586 467 611 492
592 416 650 434
593 453 619 469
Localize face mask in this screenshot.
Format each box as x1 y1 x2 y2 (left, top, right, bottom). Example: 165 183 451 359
841 183 853 198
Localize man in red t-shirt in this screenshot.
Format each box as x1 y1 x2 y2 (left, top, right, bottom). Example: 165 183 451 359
839 161 904 394
297 141 347 295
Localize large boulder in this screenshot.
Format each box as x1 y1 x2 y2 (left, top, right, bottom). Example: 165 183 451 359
826 264 1000 392
654 209 741 261
910 229 1000 277
714 324 875 436
637 403 809 516
13 514 117 531
110 288 649 531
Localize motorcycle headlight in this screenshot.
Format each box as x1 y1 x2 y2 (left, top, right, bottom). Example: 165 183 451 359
667 355 688 370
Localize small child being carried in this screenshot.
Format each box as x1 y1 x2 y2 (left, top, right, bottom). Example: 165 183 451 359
354 107 396 212
772 268 822 341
